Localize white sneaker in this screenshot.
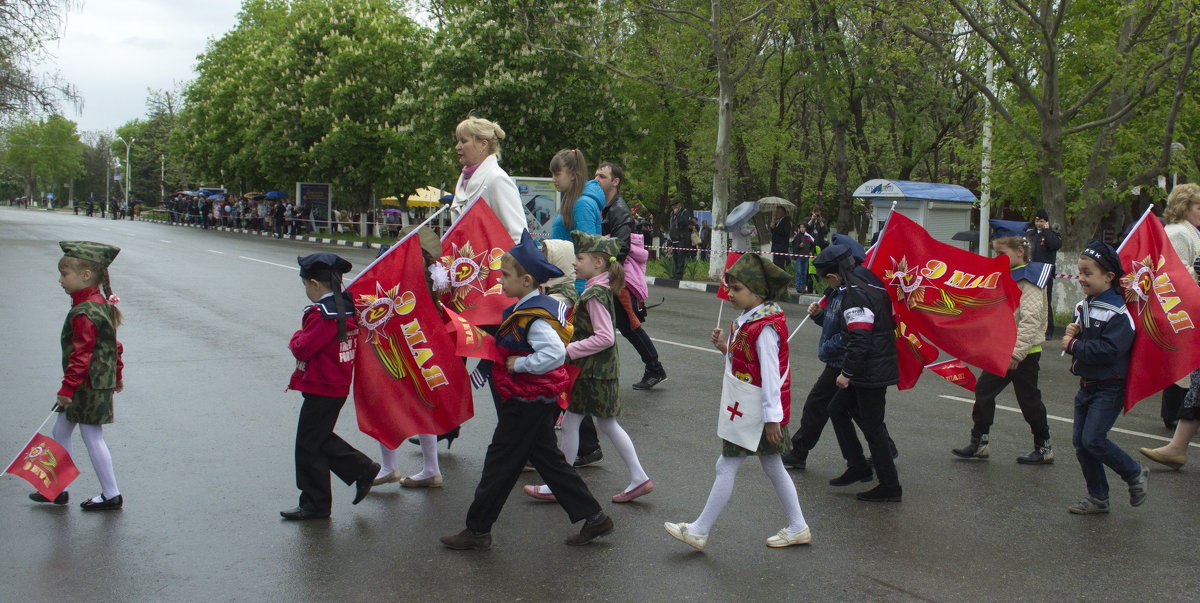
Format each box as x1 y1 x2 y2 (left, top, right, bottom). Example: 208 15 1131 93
664 521 707 551
766 526 812 547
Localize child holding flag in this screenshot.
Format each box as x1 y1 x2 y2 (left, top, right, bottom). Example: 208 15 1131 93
525 232 653 503
1062 242 1148 514
952 222 1054 464
664 254 810 551
441 233 612 550
32 241 125 510
281 253 379 520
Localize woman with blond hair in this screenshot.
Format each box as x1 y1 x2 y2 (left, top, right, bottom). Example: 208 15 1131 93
1141 183 1200 468
449 116 525 244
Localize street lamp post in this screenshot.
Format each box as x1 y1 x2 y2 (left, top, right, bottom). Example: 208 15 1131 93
115 136 135 215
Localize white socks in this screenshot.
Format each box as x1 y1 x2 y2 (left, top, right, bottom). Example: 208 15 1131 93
378 444 397 476
52 415 120 499
596 417 650 491
760 453 807 533
409 434 441 480
689 454 807 536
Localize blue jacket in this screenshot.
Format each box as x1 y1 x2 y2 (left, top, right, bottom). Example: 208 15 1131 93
1067 287 1135 381
811 285 846 368
549 180 604 241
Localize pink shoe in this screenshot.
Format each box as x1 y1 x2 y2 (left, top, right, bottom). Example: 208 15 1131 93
522 484 556 501
612 479 655 503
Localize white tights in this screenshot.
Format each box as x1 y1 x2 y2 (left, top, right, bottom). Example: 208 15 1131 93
545 412 649 494
689 453 806 536
52 414 119 500
377 434 440 480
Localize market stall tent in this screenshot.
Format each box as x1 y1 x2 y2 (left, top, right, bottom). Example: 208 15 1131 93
853 179 976 249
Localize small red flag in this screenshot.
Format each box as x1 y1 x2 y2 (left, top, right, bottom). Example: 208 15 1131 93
926 358 977 392
6 433 79 500
894 316 939 390
716 252 744 301
1117 208 1200 411
439 198 516 326
442 304 504 362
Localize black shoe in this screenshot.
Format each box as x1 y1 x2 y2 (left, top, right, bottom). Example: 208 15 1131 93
1017 442 1055 465
80 494 123 511
952 433 989 459
407 426 461 448
29 491 69 505
280 506 330 520
353 463 380 505
829 465 873 486
632 372 667 390
856 485 902 502
780 449 807 470
441 529 492 550
573 449 604 468
565 513 614 546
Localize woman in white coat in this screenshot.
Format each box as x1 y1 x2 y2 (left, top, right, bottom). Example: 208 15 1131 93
449 117 525 245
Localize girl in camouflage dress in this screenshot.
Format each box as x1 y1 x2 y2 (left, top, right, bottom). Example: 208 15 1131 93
525 232 654 504
32 241 126 510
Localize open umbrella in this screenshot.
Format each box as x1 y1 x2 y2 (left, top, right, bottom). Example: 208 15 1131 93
725 200 759 229
756 196 796 210
264 190 288 199
381 209 403 216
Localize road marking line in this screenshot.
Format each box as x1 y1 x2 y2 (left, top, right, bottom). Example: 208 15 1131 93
239 255 299 270
938 394 1200 449
159 239 172 244
650 337 721 355
207 250 225 255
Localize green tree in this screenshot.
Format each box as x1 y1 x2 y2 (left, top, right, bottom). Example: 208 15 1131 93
2 114 84 204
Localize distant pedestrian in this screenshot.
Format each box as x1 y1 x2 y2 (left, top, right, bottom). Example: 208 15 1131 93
1026 209 1062 336
30 241 126 510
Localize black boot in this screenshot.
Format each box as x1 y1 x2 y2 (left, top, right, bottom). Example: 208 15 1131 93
952 433 989 459
628 328 667 390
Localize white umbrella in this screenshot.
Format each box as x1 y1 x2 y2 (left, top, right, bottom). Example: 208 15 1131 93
757 196 796 210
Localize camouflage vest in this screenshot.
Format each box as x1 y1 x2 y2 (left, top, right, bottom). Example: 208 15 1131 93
569 286 619 379
61 302 119 390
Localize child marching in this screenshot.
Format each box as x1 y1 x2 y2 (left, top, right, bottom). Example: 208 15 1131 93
952 223 1055 464
524 231 654 504
441 233 612 550
1061 242 1148 514
280 253 379 520
33 241 126 510
664 253 810 551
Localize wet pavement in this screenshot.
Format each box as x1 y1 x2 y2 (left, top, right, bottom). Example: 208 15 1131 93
2 206 1198 601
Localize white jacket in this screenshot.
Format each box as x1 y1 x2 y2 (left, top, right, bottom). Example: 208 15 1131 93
1165 221 1200 280
450 154 525 245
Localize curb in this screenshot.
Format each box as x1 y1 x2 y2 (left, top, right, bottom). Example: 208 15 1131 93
645 276 823 306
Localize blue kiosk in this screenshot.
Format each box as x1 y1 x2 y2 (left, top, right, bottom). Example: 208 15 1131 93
853 179 977 249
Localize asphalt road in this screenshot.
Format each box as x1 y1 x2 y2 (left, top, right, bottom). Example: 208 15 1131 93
2 206 1198 602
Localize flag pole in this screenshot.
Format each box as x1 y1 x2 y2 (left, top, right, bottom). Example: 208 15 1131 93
345 203 451 289
786 313 811 343
6 409 59 471
1116 204 1155 253
717 298 724 329
866 200 897 271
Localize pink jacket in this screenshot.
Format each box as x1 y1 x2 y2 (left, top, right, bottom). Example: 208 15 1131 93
623 233 649 301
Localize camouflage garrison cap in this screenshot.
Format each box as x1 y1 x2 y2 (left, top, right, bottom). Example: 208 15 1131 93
398 225 442 259
570 230 620 261
726 252 790 301
59 241 120 267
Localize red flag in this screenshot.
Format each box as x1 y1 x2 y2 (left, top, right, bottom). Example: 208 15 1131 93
346 234 472 449
868 212 1021 376
1117 209 1200 411
439 198 515 326
926 358 977 392
442 304 504 362
716 252 743 300
894 316 939 390
6 432 79 500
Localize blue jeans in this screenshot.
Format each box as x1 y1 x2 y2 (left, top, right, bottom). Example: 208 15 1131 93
1072 381 1140 500
794 258 808 292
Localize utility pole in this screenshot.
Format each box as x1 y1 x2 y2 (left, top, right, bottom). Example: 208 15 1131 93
116 136 135 212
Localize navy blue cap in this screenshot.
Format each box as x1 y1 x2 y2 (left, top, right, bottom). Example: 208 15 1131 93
508 231 563 284
1081 240 1123 277
989 219 1030 239
831 233 866 263
813 244 855 275
298 252 352 281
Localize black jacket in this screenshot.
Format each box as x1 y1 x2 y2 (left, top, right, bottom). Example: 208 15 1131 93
838 266 899 388
770 215 792 255
1026 227 1062 265
601 194 634 262
1067 288 1134 381
668 207 693 244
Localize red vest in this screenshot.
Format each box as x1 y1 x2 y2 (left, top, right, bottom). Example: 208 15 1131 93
728 312 792 426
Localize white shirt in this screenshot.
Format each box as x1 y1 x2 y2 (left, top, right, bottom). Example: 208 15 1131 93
726 303 784 423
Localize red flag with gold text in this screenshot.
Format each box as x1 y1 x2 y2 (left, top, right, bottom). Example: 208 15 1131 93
716 252 743 301
442 304 504 362
5 432 79 500
926 358 977 392
868 212 1021 376
439 198 515 326
894 316 939 390
346 234 472 449
1117 208 1200 411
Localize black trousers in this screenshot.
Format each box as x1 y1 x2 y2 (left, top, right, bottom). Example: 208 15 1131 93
672 246 686 279
1044 273 1056 335
466 400 601 533
614 291 663 378
790 364 842 451
829 384 900 489
295 393 375 514
970 352 1050 443
1160 384 1185 423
